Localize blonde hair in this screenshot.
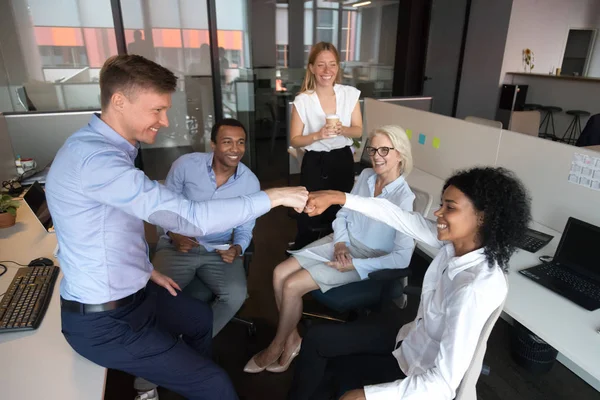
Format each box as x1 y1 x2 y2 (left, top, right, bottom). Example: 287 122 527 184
368 125 413 176
300 42 342 93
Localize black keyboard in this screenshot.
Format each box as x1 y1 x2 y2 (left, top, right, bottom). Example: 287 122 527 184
0 266 59 333
538 264 600 301
517 228 553 253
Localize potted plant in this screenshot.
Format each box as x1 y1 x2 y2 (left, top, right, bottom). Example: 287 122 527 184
0 194 20 228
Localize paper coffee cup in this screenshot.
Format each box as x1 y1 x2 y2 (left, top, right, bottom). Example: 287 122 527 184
326 114 339 126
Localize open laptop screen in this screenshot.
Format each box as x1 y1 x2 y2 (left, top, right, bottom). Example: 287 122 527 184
555 217 600 281
23 181 54 232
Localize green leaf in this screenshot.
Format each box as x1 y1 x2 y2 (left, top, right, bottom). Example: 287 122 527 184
7 208 16 216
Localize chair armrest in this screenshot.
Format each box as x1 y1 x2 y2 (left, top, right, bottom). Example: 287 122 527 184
245 240 255 257
403 286 422 297
368 268 412 281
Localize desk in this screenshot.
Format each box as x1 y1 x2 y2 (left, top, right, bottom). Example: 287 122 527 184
584 145 600 153
406 167 600 391
0 203 105 399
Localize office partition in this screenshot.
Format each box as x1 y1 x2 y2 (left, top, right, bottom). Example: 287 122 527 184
364 98 502 180
496 130 600 231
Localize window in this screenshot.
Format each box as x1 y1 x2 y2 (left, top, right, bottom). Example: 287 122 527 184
277 45 289 67
0 1 118 112
276 4 289 67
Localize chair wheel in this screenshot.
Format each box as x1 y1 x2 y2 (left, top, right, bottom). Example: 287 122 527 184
247 324 257 337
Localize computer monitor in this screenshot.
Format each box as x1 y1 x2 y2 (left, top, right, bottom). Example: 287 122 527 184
359 138 372 167
0 113 17 184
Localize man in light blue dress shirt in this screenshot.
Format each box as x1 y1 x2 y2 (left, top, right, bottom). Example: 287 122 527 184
45 55 307 400
153 118 260 337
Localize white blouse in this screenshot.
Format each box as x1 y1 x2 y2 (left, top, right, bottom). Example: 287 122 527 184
292 84 360 152
343 194 508 400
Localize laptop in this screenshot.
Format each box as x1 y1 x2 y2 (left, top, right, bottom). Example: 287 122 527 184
354 138 372 175
519 217 600 311
23 181 54 233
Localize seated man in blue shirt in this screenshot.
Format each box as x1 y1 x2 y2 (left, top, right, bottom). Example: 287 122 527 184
45 54 308 400
153 118 259 336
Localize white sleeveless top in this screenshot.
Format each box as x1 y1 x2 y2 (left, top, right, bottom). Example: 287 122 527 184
293 84 360 152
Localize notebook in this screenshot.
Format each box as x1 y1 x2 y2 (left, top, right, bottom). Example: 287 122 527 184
23 181 54 233
519 217 600 311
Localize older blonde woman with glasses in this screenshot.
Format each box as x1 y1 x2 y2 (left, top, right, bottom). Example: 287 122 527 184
244 125 416 374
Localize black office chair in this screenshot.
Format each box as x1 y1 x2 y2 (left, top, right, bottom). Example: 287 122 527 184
231 240 257 336
303 266 413 323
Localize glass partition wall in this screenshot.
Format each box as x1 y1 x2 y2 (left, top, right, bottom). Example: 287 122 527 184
0 0 401 181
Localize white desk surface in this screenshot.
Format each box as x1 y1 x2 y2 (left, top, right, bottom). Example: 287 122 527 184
0 202 106 399
406 167 600 390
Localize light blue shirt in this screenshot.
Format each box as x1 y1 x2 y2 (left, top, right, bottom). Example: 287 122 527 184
163 152 260 253
46 114 271 303
332 169 416 279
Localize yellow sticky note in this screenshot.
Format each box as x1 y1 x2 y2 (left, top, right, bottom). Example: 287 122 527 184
406 129 413 139
432 137 441 149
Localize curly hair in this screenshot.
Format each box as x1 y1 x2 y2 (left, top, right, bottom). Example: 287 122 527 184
443 167 531 272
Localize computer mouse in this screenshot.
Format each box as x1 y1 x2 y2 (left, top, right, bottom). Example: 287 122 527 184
29 257 54 267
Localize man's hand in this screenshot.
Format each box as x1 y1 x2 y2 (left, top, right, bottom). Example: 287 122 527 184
217 244 242 263
334 242 352 266
265 187 309 212
150 269 181 296
304 190 346 216
339 389 366 400
168 231 199 253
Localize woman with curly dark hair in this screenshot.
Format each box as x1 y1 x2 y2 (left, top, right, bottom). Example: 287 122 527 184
288 167 531 400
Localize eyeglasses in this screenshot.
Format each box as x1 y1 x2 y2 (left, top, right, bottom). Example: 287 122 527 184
365 146 395 157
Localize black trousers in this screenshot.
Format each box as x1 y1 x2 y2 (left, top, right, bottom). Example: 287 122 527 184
288 317 406 400
295 146 355 249
61 281 238 400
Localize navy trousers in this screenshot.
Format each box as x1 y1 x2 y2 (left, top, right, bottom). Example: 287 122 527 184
61 281 238 400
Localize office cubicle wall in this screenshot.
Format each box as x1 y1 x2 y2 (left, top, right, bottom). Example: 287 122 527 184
364 99 600 234
364 98 502 180
5 111 97 169
377 96 433 112
496 131 600 232
0 114 17 183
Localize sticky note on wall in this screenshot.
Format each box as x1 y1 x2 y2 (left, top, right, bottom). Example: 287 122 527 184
418 133 426 145
405 129 412 139
432 137 441 149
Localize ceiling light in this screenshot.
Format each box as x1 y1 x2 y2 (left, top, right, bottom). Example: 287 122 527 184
352 1 372 7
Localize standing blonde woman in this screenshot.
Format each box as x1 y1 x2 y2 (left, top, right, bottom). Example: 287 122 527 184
290 42 363 250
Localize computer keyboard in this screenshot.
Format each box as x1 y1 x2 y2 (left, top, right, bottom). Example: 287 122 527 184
0 266 58 332
539 264 600 301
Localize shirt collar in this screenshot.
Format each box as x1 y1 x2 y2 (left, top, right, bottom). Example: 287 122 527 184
206 152 240 180
445 246 488 280
367 173 406 196
90 113 138 161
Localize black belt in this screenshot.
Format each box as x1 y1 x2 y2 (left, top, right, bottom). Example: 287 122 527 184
60 288 145 314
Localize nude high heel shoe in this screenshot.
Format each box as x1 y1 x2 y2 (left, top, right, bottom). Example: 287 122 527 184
266 340 302 373
243 349 283 373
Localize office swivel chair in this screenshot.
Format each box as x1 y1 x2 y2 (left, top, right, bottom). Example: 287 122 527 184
303 187 433 322
148 225 257 336
231 240 257 336
179 240 258 336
